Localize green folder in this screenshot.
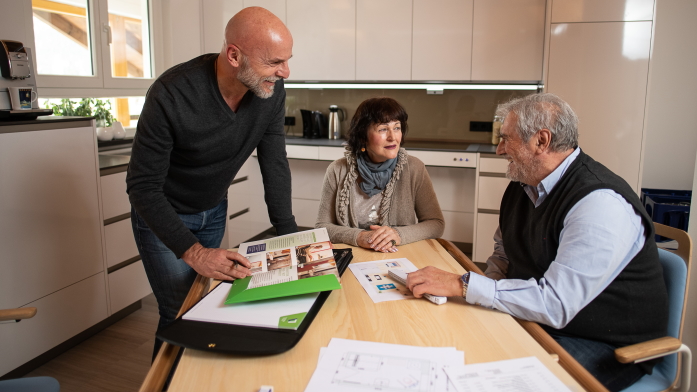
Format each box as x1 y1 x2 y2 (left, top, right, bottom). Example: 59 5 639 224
225 274 341 304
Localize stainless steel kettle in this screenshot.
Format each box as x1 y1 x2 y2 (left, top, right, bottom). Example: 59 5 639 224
327 105 346 140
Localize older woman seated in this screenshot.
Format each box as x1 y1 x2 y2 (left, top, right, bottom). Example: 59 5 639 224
315 97 444 253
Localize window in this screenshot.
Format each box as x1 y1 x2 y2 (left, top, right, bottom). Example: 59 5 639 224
32 0 94 76
31 0 159 94
40 96 145 128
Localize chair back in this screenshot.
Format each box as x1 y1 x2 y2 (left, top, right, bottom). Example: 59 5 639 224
652 223 692 387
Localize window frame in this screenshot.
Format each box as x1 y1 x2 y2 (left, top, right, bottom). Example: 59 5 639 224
34 0 163 96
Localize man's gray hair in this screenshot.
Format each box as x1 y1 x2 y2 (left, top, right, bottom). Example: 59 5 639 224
495 93 578 152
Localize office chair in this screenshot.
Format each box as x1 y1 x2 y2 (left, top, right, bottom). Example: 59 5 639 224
616 223 693 392
0 307 60 392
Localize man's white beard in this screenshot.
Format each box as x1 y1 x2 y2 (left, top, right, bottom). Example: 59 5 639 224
237 55 280 99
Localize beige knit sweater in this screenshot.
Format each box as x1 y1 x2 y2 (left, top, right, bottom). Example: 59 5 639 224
315 148 445 246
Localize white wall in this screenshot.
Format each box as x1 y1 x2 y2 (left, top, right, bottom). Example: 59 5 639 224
0 0 36 57
640 0 697 191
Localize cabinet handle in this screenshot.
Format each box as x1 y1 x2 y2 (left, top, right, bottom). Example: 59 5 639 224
231 176 248 185
229 208 250 220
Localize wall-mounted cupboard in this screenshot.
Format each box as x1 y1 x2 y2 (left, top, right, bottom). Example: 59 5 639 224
189 0 546 82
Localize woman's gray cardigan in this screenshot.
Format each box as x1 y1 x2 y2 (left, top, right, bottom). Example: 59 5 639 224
315 148 445 246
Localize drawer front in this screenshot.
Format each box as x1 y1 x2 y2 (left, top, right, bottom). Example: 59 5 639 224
286 145 319 160
406 150 476 168
474 212 500 262
108 261 152 312
229 176 251 209
318 146 346 161
440 210 473 243
228 207 251 248
0 273 108 375
105 218 139 268
289 159 331 200
479 157 509 173
477 176 510 211
101 171 130 220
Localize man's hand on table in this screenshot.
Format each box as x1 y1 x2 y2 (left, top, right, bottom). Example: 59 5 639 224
181 243 252 280
407 266 462 298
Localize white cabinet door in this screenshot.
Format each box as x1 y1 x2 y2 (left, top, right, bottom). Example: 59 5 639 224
471 0 545 81
202 0 245 53
474 212 499 262
101 171 130 220
551 0 654 23
104 218 139 268
547 21 652 192
0 126 104 310
356 0 412 80
287 0 356 81
109 261 152 312
477 176 510 211
244 0 286 23
412 0 473 81
0 273 108 376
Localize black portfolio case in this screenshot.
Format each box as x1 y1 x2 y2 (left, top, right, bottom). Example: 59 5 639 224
157 248 353 355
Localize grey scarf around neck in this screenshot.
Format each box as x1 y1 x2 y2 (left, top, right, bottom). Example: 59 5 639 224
356 152 398 197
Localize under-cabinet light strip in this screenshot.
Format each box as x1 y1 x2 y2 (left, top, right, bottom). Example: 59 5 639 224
284 83 539 91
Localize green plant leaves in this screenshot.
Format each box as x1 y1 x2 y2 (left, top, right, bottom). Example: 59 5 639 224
50 98 116 127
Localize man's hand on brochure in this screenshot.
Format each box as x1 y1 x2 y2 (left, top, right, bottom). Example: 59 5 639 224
181 242 252 280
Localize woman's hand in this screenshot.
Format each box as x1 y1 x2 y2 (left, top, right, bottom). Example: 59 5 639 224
357 226 401 253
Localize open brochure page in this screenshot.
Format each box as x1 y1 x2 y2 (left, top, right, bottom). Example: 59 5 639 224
238 228 339 289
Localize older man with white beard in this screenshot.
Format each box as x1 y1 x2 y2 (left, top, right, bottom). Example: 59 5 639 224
126 7 298 359
407 93 668 391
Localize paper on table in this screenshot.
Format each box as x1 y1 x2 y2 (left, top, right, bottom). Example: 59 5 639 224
443 357 573 392
183 282 319 329
348 258 420 303
306 338 463 392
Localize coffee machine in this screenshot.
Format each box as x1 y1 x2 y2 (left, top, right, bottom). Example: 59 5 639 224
300 109 327 139
0 40 52 119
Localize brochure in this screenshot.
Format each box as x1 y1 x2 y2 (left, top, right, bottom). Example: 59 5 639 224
225 228 342 304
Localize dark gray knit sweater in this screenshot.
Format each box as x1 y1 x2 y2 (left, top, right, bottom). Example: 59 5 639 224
127 54 297 257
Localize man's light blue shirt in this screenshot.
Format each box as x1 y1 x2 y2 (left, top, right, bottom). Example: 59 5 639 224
466 148 646 329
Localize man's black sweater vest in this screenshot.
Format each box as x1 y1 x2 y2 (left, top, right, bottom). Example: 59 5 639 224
499 151 668 348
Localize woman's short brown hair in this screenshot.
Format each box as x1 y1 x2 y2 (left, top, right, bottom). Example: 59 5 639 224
346 97 408 154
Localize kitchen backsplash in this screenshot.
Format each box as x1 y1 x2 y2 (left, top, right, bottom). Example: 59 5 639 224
284 88 534 143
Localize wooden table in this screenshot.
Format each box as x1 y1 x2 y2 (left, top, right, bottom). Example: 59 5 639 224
141 239 594 392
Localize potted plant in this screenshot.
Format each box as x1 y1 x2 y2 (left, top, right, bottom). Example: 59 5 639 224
47 98 120 140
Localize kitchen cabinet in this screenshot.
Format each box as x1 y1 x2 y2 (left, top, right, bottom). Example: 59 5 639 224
227 161 253 248
100 169 152 313
0 120 107 376
356 0 412 80
546 21 652 192
412 0 473 81
471 0 545 81
287 0 356 81
551 0 654 23
472 155 510 262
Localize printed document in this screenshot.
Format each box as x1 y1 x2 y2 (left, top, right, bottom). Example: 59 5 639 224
348 258 419 303
443 356 573 392
306 338 463 392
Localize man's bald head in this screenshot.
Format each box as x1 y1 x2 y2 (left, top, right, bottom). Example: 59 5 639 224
224 7 292 57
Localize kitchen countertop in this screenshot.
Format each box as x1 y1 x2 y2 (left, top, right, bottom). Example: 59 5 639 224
98 137 501 173
0 115 94 127
285 136 499 154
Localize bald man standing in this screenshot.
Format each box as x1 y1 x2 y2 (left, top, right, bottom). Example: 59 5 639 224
127 7 298 357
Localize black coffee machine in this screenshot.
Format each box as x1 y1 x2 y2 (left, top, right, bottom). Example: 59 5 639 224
300 109 327 139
